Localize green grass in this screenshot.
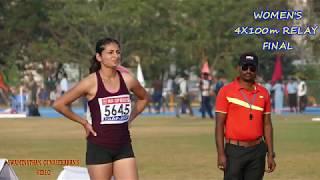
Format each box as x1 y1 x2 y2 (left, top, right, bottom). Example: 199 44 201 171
0 115 320 180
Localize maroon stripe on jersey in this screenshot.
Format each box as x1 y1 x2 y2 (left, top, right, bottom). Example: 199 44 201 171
87 70 131 150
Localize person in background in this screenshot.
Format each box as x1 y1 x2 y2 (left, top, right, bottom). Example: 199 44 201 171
215 52 276 180
175 73 193 118
199 72 214 119
163 75 174 112
60 73 69 95
29 79 38 105
272 80 284 114
53 37 148 180
298 77 307 113
49 89 57 106
286 77 298 113
9 86 18 113
264 80 272 95
38 87 49 106
214 75 224 96
152 79 163 114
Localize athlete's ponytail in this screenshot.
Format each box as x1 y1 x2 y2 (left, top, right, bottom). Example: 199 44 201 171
89 55 101 73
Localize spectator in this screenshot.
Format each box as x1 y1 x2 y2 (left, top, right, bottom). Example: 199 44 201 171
49 90 57 106
199 72 214 119
60 73 69 95
9 86 18 113
264 80 272 95
30 80 38 104
214 76 224 96
152 79 163 113
38 87 49 106
272 80 284 114
163 75 174 112
286 77 298 113
175 73 193 117
298 78 307 113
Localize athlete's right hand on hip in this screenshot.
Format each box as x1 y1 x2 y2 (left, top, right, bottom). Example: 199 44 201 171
83 122 97 137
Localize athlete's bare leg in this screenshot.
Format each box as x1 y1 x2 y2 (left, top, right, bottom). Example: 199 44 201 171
87 163 113 180
113 158 138 180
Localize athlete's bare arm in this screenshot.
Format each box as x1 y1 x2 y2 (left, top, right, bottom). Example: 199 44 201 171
122 72 149 122
53 74 97 136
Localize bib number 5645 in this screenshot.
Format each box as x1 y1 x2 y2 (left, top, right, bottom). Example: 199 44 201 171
104 104 130 116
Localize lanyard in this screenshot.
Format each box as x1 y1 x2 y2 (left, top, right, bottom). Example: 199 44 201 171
239 90 257 120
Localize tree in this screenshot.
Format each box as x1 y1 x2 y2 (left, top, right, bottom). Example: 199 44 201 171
0 0 304 83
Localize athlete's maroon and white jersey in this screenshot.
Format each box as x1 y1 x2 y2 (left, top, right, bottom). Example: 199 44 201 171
87 70 132 150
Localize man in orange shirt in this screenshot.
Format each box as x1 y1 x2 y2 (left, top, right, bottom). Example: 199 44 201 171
215 53 276 180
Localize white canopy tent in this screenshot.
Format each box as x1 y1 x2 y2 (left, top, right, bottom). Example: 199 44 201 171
57 166 90 180
57 166 114 180
0 159 19 180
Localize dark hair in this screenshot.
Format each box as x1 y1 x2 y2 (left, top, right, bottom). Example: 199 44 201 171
63 73 67 78
89 37 120 73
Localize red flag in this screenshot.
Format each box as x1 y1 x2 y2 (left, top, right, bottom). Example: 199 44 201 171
271 54 283 84
0 73 8 92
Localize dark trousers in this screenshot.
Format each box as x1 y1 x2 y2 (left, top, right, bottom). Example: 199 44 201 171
152 92 163 113
224 142 267 180
175 96 193 117
299 95 307 112
288 93 297 111
201 96 213 118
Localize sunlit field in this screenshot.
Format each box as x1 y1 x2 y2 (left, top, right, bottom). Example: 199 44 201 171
1 115 320 180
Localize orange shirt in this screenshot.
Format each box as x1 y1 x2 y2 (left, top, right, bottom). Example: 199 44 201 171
215 77 271 141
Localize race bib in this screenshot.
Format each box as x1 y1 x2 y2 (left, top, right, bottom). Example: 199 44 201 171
98 95 132 124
